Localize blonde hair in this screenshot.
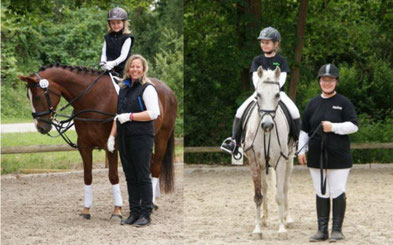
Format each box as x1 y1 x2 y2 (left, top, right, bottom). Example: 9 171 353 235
107 20 131 34
121 54 152 87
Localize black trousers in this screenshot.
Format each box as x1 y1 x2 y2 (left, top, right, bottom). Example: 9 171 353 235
118 134 154 218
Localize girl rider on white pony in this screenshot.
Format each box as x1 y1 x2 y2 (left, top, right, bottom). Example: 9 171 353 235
221 27 301 156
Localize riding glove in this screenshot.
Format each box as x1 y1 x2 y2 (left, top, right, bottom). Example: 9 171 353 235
107 135 115 153
103 61 116 71
115 113 132 124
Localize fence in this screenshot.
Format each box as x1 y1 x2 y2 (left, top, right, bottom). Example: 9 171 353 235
2 141 392 154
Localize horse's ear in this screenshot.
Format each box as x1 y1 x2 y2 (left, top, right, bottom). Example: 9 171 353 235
274 66 281 80
257 66 263 78
18 75 37 83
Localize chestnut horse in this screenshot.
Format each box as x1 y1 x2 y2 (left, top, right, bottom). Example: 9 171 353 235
18 64 177 219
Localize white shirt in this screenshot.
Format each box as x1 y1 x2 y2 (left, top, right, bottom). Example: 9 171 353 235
143 85 160 120
100 38 132 65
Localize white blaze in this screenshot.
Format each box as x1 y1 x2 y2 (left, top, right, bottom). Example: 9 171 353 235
28 89 38 126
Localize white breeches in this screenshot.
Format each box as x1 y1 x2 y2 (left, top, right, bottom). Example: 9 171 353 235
309 168 350 198
280 92 300 119
235 91 300 119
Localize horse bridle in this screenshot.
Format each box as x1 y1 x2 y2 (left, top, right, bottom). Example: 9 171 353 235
27 71 113 148
26 72 61 121
244 80 289 175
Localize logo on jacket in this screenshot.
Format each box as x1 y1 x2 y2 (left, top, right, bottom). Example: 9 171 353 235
332 105 342 110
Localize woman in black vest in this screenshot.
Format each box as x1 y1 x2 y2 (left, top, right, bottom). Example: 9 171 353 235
298 64 358 242
100 7 134 77
107 54 160 227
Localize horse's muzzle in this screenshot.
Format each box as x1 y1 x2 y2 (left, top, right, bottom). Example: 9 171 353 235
261 121 274 132
37 123 52 134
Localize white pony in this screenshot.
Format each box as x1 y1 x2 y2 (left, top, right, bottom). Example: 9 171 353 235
243 66 295 239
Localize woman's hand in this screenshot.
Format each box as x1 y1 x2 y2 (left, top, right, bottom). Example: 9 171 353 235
115 113 132 124
322 121 333 132
298 154 307 166
107 135 116 153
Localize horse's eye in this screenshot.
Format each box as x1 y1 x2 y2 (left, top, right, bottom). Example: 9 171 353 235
256 93 261 98
276 93 280 98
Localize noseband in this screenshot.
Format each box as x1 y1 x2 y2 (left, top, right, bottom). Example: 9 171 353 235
26 73 61 120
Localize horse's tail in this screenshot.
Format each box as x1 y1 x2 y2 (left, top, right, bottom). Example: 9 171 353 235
160 129 175 193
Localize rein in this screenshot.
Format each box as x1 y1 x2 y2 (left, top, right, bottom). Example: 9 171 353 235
244 98 288 175
28 71 115 148
294 122 327 195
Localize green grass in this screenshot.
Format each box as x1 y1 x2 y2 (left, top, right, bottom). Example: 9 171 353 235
1 131 183 174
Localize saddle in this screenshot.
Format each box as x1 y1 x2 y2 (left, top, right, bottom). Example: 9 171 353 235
240 100 296 144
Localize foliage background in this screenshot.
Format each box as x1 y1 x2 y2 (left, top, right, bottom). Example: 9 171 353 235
184 0 393 163
1 0 184 136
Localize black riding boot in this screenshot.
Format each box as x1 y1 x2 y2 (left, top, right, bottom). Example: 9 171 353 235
293 118 301 142
220 117 241 155
310 195 330 242
330 193 346 242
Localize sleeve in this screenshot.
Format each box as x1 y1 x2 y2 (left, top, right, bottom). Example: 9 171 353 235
298 130 309 154
101 41 107 63
301 104 310 133
331 98 359 135
279 56 290 74
249 56 259 74
331 122 358 135
279 72 287 88
142 85 160 120
112 38 132 66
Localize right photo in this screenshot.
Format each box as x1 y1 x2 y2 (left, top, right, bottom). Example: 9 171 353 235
184 1 393 244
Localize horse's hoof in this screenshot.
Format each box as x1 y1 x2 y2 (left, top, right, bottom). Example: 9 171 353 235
110 214 122 223
152 204 159 211
277 230 288 240
252 232 263 240
79 213 91 220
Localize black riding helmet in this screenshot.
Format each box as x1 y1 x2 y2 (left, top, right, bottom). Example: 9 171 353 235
257 27 281 42
318 64 339 80
108 7 128 21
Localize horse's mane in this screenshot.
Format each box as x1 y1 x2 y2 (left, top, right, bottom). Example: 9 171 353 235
38 63 101 75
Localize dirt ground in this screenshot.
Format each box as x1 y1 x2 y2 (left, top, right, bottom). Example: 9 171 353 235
2 163 393 245
184 163 393 245
1 163 184 245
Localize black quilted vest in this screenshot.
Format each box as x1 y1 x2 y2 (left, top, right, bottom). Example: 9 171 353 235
117 80 154 137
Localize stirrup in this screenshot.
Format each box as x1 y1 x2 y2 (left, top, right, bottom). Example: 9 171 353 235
220 137 234 154
233 146 242 160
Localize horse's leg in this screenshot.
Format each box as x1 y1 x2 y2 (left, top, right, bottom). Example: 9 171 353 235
79 147 93 219
261 169 268 227
150 129 174 206
275 159 288 238
107 150 122 220
248 152 263 239
284 154 294 226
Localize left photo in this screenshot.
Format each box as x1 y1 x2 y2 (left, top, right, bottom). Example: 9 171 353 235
1 1 184 243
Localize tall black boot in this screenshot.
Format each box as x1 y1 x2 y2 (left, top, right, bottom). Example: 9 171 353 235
220 117 241 155
310 195 330 242
330 193 346 242
293 118 301 142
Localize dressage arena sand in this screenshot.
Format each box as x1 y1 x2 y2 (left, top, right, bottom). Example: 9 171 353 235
2 163 393 244
184 163 393 245
1 163 184 245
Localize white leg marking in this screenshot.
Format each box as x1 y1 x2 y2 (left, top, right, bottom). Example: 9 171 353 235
112 184 122 207
84 185 93 208
151 177 160 204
